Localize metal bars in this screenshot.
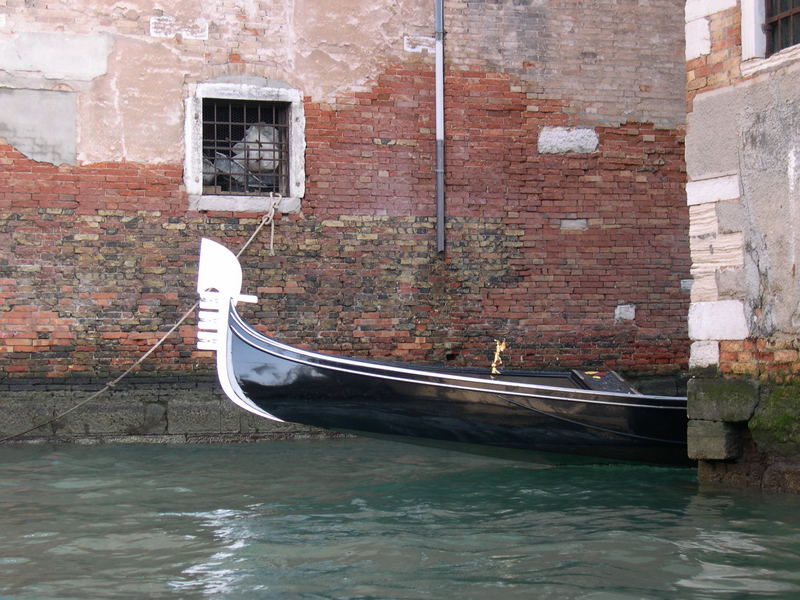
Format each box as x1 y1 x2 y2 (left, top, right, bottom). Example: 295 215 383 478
766 0 800 56
202 98 290 196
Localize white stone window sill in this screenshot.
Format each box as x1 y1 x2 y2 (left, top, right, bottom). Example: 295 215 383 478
741 44 800 77
189 195 301 213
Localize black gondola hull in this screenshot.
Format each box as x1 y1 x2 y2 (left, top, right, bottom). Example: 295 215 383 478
225 306 690 465
196 238 690 466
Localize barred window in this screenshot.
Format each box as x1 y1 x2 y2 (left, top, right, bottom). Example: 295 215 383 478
766 0 800 56
185 80 305 213
202 99 289 196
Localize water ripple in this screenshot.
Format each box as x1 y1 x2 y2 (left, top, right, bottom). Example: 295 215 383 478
0 439 798 599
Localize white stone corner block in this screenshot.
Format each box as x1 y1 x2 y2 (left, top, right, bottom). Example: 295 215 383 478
686 18 711 60
689 340 720 367
686 174 740 206
685 0 737 22
688 299 749 340
538 127 599 154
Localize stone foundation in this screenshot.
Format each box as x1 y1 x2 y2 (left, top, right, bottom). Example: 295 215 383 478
688 376 800 493
0 376 330 444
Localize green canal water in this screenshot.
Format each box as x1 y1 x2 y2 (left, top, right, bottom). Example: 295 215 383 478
0 438 798 599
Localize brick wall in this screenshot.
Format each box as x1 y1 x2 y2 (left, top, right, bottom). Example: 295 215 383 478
686 6 741 103
2 63 689 383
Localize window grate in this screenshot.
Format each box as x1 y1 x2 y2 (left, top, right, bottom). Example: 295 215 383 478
202 98 290 196
765 0 800 56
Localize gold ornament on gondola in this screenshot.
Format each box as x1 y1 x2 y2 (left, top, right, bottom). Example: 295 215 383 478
491 339 506 375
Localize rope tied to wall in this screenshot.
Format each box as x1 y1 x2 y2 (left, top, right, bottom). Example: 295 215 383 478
238 194 281 258
0 206 278 444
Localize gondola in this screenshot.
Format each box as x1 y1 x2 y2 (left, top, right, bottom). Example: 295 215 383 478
196 238 690 465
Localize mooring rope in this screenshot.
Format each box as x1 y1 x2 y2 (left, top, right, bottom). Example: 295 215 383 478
0 201 280 444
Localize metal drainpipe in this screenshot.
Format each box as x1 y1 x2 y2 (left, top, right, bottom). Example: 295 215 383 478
435 0 446 253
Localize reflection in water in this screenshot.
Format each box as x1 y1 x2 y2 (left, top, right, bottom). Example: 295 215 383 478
0 439 798 599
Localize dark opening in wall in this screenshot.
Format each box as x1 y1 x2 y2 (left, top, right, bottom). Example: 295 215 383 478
765 0 800 56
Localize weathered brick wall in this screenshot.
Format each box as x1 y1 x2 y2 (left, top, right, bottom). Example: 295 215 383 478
2 64 689 381
448 0 686 129
686 6 741 102
1 0 691 442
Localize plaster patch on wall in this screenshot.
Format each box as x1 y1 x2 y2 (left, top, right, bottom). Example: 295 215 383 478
538 127 598 154
78 36 198 164
0 88 76 165
0 33 110 81
686 85 743 180
404 35 434 53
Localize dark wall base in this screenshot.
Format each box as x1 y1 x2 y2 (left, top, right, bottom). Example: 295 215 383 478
1 376 331 444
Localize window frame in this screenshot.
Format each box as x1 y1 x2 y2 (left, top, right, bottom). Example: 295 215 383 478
741 0 800 74
185 82 305 213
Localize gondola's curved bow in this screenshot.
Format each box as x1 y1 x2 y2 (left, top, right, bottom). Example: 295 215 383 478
197 238 691 465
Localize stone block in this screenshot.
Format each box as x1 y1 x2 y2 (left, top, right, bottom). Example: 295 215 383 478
686 174 740 206
220 398 245 434
53 397 145 436
166 395 222 434
762 461 800 494
689 340 720 368
537 127 598 154
685 0 738 22
688 419 743 460
140 402 168 435
688 299 749 340
688 377 759 421
749 383 800 457
685 17 710 60
2 400 58 438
